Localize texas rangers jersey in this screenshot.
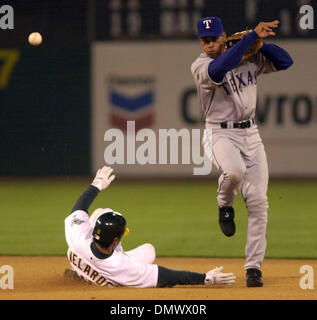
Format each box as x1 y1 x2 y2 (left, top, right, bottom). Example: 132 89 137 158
65 210 158 288
191 52 276 125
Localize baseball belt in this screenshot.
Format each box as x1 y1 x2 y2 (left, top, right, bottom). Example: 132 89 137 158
220 118 255 129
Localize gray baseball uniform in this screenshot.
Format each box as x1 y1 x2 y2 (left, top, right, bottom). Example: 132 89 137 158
191 51 276 270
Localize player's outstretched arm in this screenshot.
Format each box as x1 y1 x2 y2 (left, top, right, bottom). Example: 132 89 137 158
71 166 115 215
156 265 235 287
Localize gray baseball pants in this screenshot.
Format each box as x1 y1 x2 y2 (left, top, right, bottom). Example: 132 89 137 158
203 124 269 271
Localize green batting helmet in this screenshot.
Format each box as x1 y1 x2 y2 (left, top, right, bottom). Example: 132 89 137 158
92 212 127 247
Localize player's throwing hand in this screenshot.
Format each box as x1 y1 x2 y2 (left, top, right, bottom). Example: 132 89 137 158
254 20 279 38
205 266 236 285
91 166 115 191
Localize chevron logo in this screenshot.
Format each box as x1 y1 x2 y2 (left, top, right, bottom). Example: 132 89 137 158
110 113 154 132
109 89 155 131
110 91 154 112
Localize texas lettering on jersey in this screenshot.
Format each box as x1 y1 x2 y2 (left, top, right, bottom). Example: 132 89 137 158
191 51 276 123
219 70 257 95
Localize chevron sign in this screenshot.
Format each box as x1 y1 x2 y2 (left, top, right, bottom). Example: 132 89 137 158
110 91 153 112
108 78 155 132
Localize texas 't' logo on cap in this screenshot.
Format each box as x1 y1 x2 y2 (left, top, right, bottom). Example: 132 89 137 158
203 19 213 29
197 16 223 38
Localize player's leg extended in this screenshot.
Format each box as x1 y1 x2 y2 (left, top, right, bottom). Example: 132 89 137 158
125 243 156 264
240 132 269 275
204 129 246 236
207 132 246 208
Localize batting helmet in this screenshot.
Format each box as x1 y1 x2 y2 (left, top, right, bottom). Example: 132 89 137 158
93 212 128 247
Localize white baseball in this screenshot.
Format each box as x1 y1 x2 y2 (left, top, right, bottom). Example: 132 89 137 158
28 32 42 46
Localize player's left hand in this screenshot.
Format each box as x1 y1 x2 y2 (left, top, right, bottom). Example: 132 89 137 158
205 266 236 285
91 166 115 191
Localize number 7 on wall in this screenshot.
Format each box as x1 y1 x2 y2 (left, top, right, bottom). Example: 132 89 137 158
0 49 20 89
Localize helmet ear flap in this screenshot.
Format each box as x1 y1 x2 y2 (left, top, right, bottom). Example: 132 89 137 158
123 226 130 236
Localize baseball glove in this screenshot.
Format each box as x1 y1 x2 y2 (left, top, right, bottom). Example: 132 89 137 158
225 29 263 60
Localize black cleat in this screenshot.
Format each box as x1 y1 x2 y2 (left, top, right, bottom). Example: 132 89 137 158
218 206 235 237
246 268 263 287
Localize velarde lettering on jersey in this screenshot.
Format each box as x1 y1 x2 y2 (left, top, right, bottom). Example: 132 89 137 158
219 70 257 95
107 74 156 132
68 250 108 286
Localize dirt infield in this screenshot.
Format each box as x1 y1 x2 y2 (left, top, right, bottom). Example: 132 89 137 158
0 256 316 300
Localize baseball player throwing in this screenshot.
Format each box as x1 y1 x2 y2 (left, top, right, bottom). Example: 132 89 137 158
191 17 293 286
65 166 236 288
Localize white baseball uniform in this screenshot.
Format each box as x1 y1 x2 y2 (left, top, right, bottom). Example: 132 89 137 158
191 51 276 270
65 208 158 288
64 178 236 287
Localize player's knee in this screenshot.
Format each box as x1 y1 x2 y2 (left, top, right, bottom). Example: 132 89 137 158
246 195 269 212
226 167 246 185
144 243 156 262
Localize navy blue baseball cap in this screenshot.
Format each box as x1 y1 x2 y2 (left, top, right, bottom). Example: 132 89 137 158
197 17 224 38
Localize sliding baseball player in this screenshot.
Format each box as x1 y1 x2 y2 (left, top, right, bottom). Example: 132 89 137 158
64 166 236 288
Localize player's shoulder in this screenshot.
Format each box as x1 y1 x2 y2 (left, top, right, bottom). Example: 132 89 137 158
191 52 213 74
65 210 89 226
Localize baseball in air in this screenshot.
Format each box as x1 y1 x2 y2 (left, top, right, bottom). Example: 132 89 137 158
28 32 42 46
